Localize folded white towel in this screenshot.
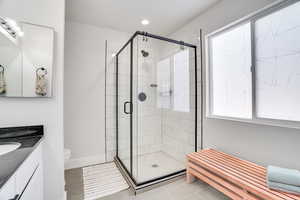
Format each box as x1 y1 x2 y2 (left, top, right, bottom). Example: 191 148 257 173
267 166 300 187
268 180 300 195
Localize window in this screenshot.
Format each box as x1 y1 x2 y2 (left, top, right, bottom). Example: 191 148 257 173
255 2 300 121
206 1 300 126
209 23 252 119
173 49 190 112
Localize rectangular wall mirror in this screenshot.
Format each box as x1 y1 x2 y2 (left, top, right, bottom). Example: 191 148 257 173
0 17 54 97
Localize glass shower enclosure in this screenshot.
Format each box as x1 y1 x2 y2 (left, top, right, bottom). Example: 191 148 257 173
115 31 197 189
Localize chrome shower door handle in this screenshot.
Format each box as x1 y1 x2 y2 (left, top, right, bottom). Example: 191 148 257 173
123 101 132 114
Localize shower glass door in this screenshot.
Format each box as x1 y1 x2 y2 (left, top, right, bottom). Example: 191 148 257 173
116 31 197 187
131 35 197 184
117 42 132 174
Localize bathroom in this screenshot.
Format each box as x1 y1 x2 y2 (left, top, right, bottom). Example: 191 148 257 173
0 0 300 200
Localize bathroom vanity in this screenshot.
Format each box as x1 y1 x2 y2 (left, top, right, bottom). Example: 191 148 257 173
0 126 44 200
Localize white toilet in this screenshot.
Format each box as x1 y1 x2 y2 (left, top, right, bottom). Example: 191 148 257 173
64 148 71 162
64 148 71 200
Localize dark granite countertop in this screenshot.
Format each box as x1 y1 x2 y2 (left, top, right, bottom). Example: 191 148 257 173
0 125 44 189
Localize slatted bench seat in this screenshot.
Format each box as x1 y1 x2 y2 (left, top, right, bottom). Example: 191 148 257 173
186 149 300 200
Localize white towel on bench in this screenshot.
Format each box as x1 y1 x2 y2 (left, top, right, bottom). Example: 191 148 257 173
267 166 300 187
268 180 300 195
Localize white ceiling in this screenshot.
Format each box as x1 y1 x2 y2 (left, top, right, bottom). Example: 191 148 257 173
66 0 220 35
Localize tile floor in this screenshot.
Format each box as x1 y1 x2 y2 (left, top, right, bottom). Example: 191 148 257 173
99 178 230 200
122 151 185 183
65 167 229 200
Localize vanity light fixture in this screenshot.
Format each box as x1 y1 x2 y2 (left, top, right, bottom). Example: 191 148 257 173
0 17 23 38
7 19 18 29
141 19 150 26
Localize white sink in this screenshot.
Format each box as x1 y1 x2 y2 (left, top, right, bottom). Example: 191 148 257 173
0 142 21 156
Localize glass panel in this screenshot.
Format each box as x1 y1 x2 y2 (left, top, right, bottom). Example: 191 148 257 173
117 43 131 173
157 58 171 109
174 49 190 112
255 2 300 121
209 22 252 119
132 35 196 183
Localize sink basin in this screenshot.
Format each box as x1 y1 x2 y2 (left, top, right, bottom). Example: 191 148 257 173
0 142 21 156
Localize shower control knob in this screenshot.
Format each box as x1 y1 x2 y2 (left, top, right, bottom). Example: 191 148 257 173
138 92 147 102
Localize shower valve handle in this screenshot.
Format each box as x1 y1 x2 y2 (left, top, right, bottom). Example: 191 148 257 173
123 101 132 114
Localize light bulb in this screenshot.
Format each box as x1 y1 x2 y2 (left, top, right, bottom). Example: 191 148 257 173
141 19 150 26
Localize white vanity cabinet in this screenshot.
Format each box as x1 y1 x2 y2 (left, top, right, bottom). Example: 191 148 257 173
0 175 16 200
0 142 43 200
18 165 43 200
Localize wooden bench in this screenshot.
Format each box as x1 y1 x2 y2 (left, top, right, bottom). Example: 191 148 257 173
186 149 300 200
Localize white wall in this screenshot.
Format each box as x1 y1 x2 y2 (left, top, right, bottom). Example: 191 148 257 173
64 21 130 168
0 0 65 200
170 0 300 169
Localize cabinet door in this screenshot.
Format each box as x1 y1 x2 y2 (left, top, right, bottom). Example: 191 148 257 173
0 175 17 200
16 143 41 194
19 166 43 200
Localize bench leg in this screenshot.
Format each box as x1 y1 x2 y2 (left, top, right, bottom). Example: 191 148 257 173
186 167 195 183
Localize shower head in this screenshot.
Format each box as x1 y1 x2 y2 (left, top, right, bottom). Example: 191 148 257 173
141 50 149 57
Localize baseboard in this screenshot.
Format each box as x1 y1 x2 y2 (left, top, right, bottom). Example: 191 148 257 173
65 154 106 170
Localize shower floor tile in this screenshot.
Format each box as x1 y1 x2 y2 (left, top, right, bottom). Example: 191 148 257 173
122 151 185 183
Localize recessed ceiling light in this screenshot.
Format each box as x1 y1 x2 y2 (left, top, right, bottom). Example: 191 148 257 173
141 19 150 26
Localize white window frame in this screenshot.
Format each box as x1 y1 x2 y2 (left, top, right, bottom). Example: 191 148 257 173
205 0 300 129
